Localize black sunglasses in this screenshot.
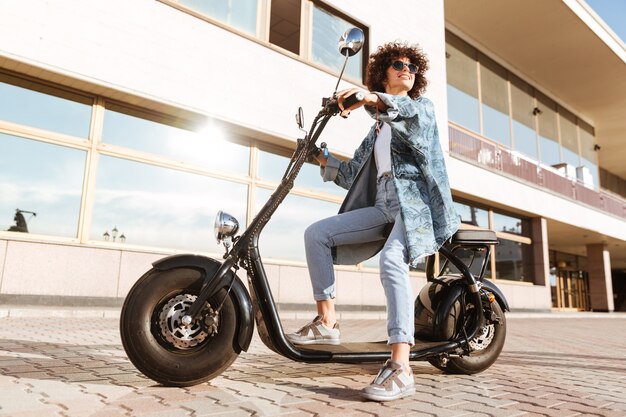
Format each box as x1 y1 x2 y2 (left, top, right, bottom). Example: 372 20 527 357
391 60 418 74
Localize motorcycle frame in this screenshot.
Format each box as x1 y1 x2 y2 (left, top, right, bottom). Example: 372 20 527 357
181 99 493 363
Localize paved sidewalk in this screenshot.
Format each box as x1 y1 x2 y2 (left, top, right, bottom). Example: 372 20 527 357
0 313 624 416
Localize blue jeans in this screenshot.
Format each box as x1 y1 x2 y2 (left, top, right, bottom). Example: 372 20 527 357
304 175 414 345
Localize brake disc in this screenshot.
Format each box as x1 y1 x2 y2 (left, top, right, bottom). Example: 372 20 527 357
468 323 495 351
158 294 216 349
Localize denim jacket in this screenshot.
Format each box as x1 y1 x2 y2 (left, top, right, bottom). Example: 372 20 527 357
321 93 460 268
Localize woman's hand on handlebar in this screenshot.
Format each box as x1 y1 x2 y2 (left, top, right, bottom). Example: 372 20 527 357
336 88 386 117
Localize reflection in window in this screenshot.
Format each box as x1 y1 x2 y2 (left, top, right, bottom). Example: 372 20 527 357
311 4 362 81
0 74 92 138
0 133 85 237
510 76 537 159
91 156 248 252
559 108 579 167
255 187 339 262
446 34 480 133
269 0 301 54
257 149 346 197
492 212 523 235
480 55 510 146
579 122 598 187
495 239 531 282
102 105 250 175
537 94 560 166
179 0 257 34
443 247 491 279
454 201 489 228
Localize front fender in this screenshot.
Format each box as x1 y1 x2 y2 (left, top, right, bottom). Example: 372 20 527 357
482 279 510 312
153 254 254 352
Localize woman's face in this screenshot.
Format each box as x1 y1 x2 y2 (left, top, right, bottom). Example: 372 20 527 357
383 56 416 96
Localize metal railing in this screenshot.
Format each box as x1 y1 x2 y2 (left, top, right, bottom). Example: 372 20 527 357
448 124 626 220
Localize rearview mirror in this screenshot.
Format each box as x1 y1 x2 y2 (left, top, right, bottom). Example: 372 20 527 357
338 27 364 57
295 107 304 130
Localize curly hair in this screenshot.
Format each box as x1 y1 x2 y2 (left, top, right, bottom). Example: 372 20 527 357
365 41 429 99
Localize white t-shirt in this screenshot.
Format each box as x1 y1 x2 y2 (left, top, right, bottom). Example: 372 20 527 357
374 122 392 177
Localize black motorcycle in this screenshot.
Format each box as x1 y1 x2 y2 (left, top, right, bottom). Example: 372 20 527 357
120 28 508 386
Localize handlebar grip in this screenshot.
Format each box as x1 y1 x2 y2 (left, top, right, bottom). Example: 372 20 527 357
343 91 365 109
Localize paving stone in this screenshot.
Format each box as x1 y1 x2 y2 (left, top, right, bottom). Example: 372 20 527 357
0 316 625 416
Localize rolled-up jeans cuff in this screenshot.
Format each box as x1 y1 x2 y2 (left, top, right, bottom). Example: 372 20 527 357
313 293 335 301
388 335 415 346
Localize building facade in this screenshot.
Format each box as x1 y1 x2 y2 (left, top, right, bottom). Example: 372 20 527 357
0 0 624 312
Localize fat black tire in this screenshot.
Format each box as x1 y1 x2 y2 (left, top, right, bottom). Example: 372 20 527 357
429 300 506 374
120 267 239 386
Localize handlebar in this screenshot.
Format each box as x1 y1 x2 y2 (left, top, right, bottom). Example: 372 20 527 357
322 91 364 115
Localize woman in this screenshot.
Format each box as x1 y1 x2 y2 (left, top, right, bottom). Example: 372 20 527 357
287 42 460 401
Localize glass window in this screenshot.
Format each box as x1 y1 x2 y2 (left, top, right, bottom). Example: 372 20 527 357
453 201 489 228
255 187 340 262
579 121 598 187
559 108 579 167
0 133 86 237
446 34 480 133
510 75 537 160
102 105 250 175
495 239 531 281
311 4 363 81
91 156 248 252
269 0 301 54
179 0 257 34
536 93 560 167
480 55 510 147
0 74 92 138
257 149 346 197
492 212 523 235
442 247 491 279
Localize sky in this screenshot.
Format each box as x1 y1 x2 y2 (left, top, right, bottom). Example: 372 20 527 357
585 0 626 44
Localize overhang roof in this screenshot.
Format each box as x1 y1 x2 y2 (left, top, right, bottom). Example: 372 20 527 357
445 0 626 179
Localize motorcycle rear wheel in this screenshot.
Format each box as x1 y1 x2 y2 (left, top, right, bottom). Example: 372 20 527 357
120 267 239 386
429 299 506 374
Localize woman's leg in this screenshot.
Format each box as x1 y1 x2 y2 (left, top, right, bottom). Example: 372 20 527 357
379 213 413 374
304 205 391 326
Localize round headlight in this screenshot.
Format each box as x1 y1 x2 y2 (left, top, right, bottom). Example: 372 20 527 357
214 210 239 243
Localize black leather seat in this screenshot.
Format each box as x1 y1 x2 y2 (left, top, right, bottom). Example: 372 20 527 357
450 229 498 245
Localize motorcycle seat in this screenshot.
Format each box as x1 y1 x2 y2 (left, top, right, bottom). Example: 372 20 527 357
450 229 498 245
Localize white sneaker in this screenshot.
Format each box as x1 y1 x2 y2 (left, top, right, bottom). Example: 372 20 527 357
286 316 340 345
361 359 415 401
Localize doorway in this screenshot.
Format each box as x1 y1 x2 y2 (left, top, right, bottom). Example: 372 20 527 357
552 269 590 310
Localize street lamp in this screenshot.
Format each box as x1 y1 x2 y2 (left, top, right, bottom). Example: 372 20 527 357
103 226 126 243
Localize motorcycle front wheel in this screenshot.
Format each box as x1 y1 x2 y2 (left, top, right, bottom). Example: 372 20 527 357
120 267 240 386
429 298 506 374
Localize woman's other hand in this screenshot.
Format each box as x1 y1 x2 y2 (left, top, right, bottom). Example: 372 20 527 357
336 88 386 117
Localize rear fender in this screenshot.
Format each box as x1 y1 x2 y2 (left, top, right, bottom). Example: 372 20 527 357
153 254 254 352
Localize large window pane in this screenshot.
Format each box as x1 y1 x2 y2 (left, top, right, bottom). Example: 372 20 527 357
179 0 257 34
103 105 249 175
480 55 510 146
559 108 579 167
91 156 248 252
311 4 362 81
0 133 85 237
257 149 346 197
492 212 523 235
454 201 489 228
495 239 531 282
579 121 598 187
0 74 92 138
255 187 339 262
537 93 560 166
446 34 480 133
269 0 301 54
510 75 537 160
